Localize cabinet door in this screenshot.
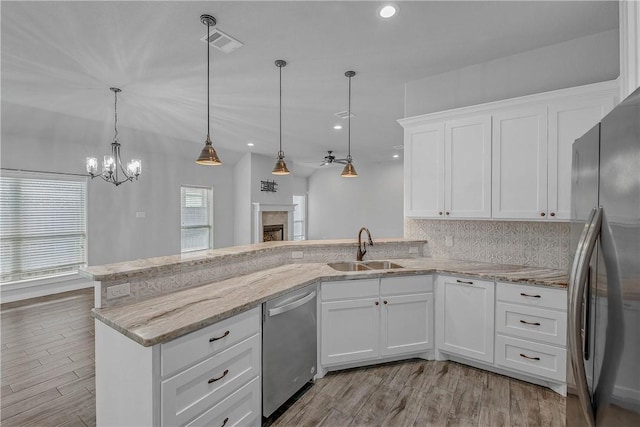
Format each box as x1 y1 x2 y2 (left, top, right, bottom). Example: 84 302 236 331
321 298 379 365
404 123 445 217
444 115 492 218
380 292 433 357
492 107 548 219
436 276 495 363
547 96 615 220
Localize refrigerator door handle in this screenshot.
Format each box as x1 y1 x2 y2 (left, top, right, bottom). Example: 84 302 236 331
568 206 602 427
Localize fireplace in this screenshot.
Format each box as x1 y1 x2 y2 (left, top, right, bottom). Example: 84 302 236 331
263 224 284 242
252 203 295 243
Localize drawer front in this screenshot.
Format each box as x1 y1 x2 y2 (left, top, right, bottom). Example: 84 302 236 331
161 307 260 376
161 334 260 426
321 279 379 301
495 334 566 382
380 275 433 296
186 376 260 427
496 282 567 311
496 302 567 346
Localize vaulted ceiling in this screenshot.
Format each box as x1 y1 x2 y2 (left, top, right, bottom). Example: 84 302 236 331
1 1 619 173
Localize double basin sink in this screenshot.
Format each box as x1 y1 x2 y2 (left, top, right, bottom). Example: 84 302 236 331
327 260 404 272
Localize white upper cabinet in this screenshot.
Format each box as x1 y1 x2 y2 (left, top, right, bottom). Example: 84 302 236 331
547 96 615 220
445 116 492 218
492 107 548 219
404 123 445 217
399 80 618 220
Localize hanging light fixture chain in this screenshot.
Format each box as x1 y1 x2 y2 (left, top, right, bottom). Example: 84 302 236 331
206 19 210 139
113 89 118 142
348 73 351 159
279 62 282 154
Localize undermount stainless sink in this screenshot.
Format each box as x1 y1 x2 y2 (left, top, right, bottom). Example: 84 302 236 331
327 261 404 272
361 260 404 270
327 262 371 271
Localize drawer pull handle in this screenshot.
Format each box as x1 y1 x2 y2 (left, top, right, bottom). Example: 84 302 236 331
456 279 474 285
520 293 541 298
520 353 541 361
520 320 541 326
208 369 229 384
209 331 230 342
221 417 229 427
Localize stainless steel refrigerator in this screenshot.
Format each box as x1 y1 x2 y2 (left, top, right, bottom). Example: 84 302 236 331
568 86 640 426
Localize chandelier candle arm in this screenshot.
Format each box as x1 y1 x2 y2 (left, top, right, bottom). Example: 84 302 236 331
341 70 358 177
196 14 222 165
272 59 290 175
86 87 141 186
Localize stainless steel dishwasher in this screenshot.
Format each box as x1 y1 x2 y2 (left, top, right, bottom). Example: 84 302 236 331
262 283 317 418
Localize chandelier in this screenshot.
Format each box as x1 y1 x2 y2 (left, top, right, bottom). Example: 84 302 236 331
86 87 141 186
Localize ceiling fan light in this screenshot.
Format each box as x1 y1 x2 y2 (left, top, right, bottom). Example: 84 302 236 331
341 161 358 177
196 136 221 165
272 153 290 175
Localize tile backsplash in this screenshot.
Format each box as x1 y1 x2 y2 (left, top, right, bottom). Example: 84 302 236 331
405 218 571 271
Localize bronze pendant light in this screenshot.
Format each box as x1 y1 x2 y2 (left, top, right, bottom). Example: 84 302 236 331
272 59 290 175
196 14 222 165
341 71 358 177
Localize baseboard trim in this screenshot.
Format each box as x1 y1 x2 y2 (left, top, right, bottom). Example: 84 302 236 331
0 277 93 304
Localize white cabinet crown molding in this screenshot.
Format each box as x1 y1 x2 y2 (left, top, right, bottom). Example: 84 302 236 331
398 80 619 128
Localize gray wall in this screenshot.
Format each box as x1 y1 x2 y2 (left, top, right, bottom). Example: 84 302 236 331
405 30 620 117
1 103 235 266
308 161 404 240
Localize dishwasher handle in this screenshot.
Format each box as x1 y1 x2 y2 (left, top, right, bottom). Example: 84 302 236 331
268 291 316 317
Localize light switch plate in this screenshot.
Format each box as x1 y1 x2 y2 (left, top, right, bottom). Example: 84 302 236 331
291 251 304 259
107 283 130 299
409 246 419 254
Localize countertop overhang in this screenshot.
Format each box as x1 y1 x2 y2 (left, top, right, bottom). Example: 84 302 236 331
93 258 567 347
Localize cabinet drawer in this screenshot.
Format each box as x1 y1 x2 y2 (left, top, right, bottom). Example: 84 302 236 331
495 335 566 382
496 302 567 346
185 376 260 427
161 334 260 426
161 307 260 376
496 282 567 311
380 275 433 295
322 279 379 301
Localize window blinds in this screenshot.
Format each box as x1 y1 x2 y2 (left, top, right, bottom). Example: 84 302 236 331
0 174 87 283
181 186 212 252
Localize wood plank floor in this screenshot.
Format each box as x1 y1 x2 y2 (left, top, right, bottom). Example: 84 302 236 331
1 289 96 426
1 289 566 426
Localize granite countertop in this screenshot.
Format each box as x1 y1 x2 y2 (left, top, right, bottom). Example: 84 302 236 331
93 258 568 347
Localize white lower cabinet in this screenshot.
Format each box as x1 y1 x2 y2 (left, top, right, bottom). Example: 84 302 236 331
95 307 261 427
321 275 434 367
436 275 495 364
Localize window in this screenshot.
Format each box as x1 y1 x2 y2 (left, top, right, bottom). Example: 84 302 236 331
181 186 213 252
293 195 306 241
0 172 87 284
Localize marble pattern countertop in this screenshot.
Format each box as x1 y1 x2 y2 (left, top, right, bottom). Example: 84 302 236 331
93 258 568 347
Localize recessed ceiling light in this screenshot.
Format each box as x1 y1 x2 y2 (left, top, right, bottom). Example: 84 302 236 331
247 142 254 147
393 154 400 158
333 125 342 130
379 4 398 19
393 144 404 150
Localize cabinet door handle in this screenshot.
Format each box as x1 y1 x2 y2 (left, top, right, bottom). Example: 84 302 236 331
375 301 379 306
540 212 546 217
520 292 541 298
519 319 541 326
519 353 541 361
208 369 229 384
456 279 474 285
550 212 556 217
209 330 230 342
221 417 229 427
439 212 443 216
383 300 388 305
446 212 450 216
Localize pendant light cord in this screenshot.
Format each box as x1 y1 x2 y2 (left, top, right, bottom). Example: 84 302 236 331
347 74 352 159
206 19 211 140
279 64 282 154
113 90 118 142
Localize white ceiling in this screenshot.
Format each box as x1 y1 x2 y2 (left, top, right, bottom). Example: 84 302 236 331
1 1 618 175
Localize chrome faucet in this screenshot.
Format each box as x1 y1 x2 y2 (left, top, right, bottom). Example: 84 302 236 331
356 227 374 261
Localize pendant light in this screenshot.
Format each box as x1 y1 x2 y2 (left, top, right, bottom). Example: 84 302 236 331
196 14 222 165
341 71 358 178
86 87 141 186
272 59 290 175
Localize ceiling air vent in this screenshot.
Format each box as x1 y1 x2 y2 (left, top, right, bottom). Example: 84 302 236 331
334 110 356 119
201 28 243 54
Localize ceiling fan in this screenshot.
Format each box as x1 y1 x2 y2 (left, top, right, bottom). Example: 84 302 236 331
319 150 348 166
